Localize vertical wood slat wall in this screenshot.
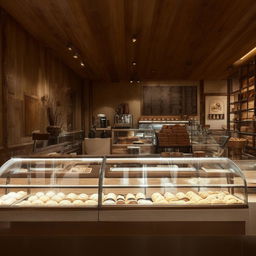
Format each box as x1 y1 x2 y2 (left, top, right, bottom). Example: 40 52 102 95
0 9 85 164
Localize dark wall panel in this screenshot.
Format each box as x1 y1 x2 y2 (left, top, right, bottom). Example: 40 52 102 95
142 85 197 116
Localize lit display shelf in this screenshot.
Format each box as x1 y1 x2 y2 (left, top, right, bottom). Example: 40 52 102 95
0 156 248 224
228 57 256 154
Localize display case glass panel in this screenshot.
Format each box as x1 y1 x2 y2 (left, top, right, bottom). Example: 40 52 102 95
102 157 247 208
112 129 155 145
0 157 102 207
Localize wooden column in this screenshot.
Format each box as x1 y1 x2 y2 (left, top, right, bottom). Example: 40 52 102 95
0 9 7 148
227 78 231 132
0 9 9 164
199 80 205 126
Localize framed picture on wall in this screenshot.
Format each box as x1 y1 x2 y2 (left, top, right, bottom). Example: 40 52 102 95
208 100 225 120
205 95 227 129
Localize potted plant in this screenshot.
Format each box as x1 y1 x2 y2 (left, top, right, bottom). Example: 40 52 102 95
42 95 63 137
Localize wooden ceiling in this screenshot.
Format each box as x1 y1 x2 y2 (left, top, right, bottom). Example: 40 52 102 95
1 0 256 81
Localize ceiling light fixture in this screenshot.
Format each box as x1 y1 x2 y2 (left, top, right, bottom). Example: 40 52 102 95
132 37 137 43
129 80 134 84
80 62 85 67
136 80 140 83
67 46 72 51
132 61 137 66
73 54 78 59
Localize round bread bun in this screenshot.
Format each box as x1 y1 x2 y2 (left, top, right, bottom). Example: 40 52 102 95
138 199 153 205
103 200 116 205
59 200 72 206
45 200 58 206
135 193 146 200
18 191 27 196
105 193 117 201
176 192 187 200
51 195 63 203
78 193 88 201
66 193 78 201
56 192 65 199
28 195 38 202
35 192 44 198
117 195 125 201
89 194 98 201
125 193 135 201
164 192 177 201
32 199 44 205
73 200 84 205
45 191 55 198
85 200 97 206
39 195 50 203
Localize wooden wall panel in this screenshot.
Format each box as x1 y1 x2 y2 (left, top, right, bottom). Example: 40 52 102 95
0 11 84 164
0 10 3 148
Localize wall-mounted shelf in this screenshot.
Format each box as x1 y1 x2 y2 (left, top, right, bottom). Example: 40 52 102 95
228 57 256 154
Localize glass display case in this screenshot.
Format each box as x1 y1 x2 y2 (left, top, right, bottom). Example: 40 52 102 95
0 156 248 208
101 157 247 208
111 129 155 154
234 160 256 191
138 120 191 131
191 134 229 157
0 156 102 208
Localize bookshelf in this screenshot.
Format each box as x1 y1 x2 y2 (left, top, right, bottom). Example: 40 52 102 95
228 57 256 154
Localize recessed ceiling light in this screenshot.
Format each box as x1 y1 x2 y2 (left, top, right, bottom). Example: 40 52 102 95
136 80 140 83
80 62 85 67
132 37 137 43
132 61 137 66
73 54 78 59
129 80 133 84
68 46 72 51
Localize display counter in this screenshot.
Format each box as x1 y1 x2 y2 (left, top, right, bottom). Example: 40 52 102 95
0 156 249 235
111 129 155 154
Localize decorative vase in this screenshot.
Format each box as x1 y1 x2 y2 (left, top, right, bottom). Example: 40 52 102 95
46 126 61 136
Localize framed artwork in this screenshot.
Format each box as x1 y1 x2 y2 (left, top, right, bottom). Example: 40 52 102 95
208 100 225 120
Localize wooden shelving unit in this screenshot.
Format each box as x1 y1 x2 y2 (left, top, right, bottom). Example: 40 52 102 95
228 57 256 154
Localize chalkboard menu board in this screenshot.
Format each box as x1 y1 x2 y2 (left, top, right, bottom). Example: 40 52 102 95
142 86 197 115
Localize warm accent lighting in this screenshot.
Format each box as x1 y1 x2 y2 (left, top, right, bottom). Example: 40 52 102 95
132 61 137 66
129 80 134 84
136 80 140 83
80 62 85 67
240 47 256 60
234 46 256 65
73 54 78 59
132 37 137 43
67 46 72 51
